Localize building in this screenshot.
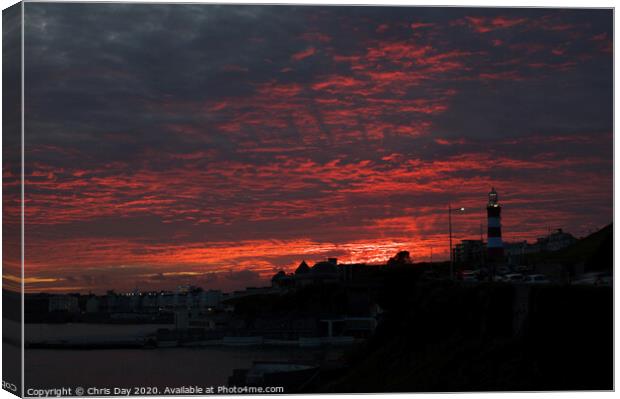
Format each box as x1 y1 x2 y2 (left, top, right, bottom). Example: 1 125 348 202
174 310 190 330
453 239 486 265
486 187 504 262
48 295 79 313
535 229 577 252
292 260 313 286
85 296 100 313
271 270 295 289
272 258 342 289
309 258 340 284
197 290 223 309
296 260 310 274
504 241 537 265
504 229 577 265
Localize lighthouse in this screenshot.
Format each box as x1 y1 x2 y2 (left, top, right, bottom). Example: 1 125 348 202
486 187 504 262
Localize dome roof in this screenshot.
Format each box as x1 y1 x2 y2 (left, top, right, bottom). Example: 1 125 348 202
295 260 311 275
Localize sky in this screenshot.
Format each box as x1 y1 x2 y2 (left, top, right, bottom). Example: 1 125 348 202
4 4 613 293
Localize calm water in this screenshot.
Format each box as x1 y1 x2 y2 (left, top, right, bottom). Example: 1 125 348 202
24 324 331 390
25 323 171 342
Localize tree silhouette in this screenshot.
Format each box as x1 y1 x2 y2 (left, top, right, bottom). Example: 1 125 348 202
387 251 413 267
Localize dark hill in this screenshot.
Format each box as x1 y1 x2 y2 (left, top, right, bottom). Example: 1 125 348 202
527 223 612 272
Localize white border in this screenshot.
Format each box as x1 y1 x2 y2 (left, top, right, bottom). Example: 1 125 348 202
20 1 24 397
0 2 616 399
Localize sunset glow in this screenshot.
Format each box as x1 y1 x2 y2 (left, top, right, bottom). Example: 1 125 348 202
6 5 612 293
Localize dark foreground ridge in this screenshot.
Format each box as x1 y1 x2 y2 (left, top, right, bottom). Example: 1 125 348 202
318 226 613 392
322 279 612 392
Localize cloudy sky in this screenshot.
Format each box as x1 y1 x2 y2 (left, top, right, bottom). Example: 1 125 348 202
8 4 612 293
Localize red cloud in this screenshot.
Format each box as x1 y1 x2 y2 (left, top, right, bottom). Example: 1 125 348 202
23 139 612 293
376 23 389 33
435 138 467 146
300 32 331 43
410 22 435 29
479 70 524 81
463 16 527 33
291 47 316 61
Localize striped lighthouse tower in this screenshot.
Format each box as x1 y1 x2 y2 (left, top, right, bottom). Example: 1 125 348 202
486 187 504 262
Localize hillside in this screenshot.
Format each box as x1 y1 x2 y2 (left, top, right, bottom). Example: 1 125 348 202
526 223 612 271
322 277 612 392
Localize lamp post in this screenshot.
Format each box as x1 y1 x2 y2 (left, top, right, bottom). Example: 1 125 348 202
448 204 465 280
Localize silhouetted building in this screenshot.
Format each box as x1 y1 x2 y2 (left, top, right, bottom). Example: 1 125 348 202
197 289 223 308
535 229 577 252
295 260 310 275
271 270 294 289
453 239 485 265
293 260 314 287
273 259 342 288
85 296 100 313
504 229 577 265
309 259 340 284
504 241 537 265
48 295 79 313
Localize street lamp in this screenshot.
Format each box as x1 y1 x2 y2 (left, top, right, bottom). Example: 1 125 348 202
449 204 465 280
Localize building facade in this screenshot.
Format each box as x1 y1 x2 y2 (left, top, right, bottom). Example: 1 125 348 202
453 239 486 265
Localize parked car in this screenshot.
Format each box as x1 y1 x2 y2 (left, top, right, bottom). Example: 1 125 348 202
503 273 524 283
461 270 479 282
422 270 440 280
523 274 550 284
516 265 531 273
496 266 511 276
572 272 612 286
